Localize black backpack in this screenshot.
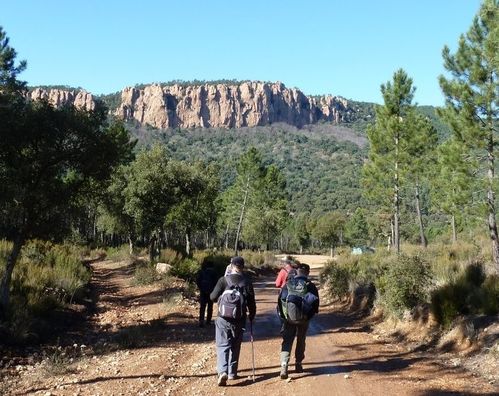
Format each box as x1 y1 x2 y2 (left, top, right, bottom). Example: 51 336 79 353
218 277 246 320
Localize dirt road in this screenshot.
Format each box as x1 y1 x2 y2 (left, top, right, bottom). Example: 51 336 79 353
3 255 497 395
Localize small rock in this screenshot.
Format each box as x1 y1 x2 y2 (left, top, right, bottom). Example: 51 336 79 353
344 374 350 379
286 378 292 383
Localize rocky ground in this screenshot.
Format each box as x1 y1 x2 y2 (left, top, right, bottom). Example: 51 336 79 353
1 256 497 396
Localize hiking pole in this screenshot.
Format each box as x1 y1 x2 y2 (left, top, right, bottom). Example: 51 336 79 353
250 319 255 382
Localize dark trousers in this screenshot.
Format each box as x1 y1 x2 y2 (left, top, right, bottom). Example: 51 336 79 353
280 320 309 365
199 292 213 324
215 317 244 376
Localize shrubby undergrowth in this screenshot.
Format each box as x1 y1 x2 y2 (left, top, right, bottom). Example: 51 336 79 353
0 239 91 344
321 242 499 325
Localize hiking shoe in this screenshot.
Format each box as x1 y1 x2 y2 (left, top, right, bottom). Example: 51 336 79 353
295 363 303 373
280 364 288 379
228 374 238 380
217 372 228 386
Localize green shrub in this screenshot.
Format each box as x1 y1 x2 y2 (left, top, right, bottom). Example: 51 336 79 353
320 261 351 299
159 248 183 265
0 240 91 344
378 254 433 318
170 258 200 282
431 281 468 328
430 261 498 327
105 245 132 261
480 275 499 315
241 250 277 271
193 251 231 277
133 262 158 285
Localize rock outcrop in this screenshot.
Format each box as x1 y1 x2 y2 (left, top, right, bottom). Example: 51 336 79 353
28 82 355 130
28 88 96 111
115 81 353 129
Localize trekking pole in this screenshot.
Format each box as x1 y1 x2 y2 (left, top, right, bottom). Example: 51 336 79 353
250 320 255 382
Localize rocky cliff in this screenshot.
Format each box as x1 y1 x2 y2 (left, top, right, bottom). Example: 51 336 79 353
28 88 96 111
29 82 355 129
115 82 353 129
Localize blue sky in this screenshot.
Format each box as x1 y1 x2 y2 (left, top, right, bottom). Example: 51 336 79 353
2 0 482 106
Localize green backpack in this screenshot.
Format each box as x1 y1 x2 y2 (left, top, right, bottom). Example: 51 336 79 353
282 277 308 324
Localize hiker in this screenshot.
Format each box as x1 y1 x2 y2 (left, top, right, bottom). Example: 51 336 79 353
210 256 256 386
275 255 298 288
196 260 218 327
277 263 319 379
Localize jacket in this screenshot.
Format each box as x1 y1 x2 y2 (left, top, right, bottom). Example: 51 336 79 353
275 264 297 288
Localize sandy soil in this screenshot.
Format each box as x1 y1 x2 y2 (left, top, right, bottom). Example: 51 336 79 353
2 255 497 396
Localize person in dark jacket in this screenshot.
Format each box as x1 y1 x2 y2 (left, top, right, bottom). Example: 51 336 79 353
196 260 218 327
277 263 319 379
210 256 256 386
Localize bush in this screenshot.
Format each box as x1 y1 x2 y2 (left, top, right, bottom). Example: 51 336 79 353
133 261 158 285
170 258 200 283
431 261 499 327
378 254 433 318
241 250 277 271
0 240 92 344
159 248 183 265
105 245 132 261
480 275 499 315
320 261 351 299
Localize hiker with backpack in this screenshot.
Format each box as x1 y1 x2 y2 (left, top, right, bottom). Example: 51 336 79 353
277 263 319 379
210 256 256 386
275 255 298 288
196 260 218 327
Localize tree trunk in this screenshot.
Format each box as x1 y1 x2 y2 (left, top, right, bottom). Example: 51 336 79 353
451 215 457 243
394 132 400 254
149 233 157 263
234 177 250 255
415 183 427 248
128 233 134 256
224 224 229 250
486 132 499 273
299 245 303 254
0 233 25 317
185 232 191 257
330 246 333 258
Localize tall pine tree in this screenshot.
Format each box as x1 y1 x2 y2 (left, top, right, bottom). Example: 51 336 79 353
363 69 416 253
438 0 498 271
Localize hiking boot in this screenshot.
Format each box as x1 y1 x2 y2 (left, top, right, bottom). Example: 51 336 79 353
280 364 288 379
295 363 303 373
228 374 238 380
217 372 228 386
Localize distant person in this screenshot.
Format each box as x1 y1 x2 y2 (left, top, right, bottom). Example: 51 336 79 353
210 256 256 386
277 263 319 379
275 256 298 288
196 260 218 327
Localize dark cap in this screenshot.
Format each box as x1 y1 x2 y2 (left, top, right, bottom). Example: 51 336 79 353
297 263 310 275
230 256 245 268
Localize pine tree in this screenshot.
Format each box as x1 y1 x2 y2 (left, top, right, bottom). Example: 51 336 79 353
363 69 417 253
405 112 438 247
438 0 498 271
432 138 476 242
